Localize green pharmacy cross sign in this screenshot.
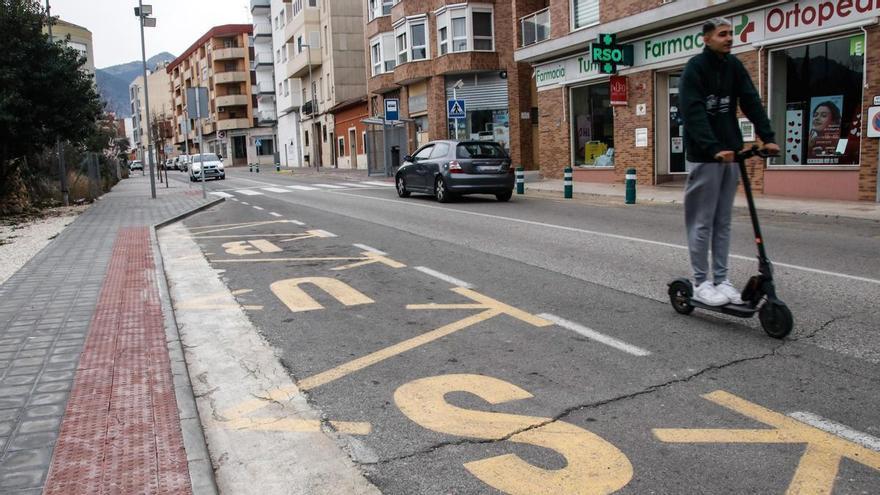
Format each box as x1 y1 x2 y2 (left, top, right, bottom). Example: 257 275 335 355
590 33 634 75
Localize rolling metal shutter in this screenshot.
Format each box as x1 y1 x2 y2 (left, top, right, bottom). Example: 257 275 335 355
445 72 509 111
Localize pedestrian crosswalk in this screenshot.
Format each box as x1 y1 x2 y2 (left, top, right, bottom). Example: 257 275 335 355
212 179 395 199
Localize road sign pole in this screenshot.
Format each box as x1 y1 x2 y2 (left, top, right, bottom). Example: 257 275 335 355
195 88 206 199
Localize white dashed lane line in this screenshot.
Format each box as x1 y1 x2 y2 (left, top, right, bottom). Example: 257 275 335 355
414 267 474 289
538 313 651 357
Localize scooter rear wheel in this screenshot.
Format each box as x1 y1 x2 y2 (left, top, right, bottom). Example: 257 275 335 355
759 301 793 339
668 280 695 315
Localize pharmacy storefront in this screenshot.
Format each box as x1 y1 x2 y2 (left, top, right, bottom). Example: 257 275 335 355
533 0 879 201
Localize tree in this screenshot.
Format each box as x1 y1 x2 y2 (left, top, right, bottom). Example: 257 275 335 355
0 0 103 211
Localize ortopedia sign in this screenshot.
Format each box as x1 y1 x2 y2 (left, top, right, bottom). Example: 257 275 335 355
764 0 880 40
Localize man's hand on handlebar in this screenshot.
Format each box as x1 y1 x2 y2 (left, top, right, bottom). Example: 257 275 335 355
763 143 780 155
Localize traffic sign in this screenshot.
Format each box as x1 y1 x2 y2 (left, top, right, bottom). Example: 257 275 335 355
384 98 399 121
164 144 173 155
447 99 466 119
867 106 880 138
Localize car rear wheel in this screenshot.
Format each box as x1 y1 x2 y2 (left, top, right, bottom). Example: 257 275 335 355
396 175 410 198
435 177 452 203
496 191 513 202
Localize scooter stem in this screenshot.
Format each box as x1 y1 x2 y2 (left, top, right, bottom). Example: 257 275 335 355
737 157 771 267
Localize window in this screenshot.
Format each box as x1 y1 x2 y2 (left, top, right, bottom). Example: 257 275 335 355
456 142 506 158
338 137 345 157
472 12 493 51
572 0 600 29
438 26 448 55
430 143 450 159
396 31 408 65
371 39 382 75
411 22 427 60
413 145 434 160
452 16 467 52
256 138 274 156
322 124 328 142
769 35 864 166
304 130 309 147
571 83 614 167
284 79 290 96
297 36 303 54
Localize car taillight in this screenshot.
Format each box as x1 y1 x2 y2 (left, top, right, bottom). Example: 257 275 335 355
448 161 463 173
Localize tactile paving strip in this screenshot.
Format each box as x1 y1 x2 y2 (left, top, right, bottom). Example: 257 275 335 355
43 227 192 494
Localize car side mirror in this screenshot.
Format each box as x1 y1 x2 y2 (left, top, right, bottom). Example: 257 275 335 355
404 155 414 162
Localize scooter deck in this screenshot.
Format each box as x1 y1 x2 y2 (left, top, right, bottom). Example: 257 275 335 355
689 299 758 318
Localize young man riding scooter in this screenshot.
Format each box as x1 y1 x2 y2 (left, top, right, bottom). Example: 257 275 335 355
680 18 780 306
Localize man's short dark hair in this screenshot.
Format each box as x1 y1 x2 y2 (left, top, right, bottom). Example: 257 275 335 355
702 17 732 35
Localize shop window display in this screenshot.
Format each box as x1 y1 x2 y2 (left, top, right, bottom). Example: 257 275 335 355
448 109 510 151
769 36 863 166
571 84 614 167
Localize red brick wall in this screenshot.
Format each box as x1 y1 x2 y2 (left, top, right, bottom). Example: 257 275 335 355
536 87 570 179
860 25 879 201
612 71 654 183
548 0 570 40
600 0 655 24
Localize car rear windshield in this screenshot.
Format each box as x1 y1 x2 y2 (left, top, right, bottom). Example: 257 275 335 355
456 142 507 159
193 154 219 163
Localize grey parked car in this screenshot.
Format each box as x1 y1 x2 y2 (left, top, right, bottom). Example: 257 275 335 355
395 141 514 203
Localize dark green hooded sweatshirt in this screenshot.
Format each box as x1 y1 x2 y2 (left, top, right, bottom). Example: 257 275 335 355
679 47 775 162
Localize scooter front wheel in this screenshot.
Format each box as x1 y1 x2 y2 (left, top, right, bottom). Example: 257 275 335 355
759 301 793 339
668 280 695 315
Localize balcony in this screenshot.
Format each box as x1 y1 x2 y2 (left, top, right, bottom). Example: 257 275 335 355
301 100 314 115
254 23 271 38
286 48 322 79
284 7 320 44
252 51 273 69
183 68 192 80
214 71 248 84
215 94 249 107
250 0 269 12
521 8 551 47
257 110 277 124
217 118 252 131
254 81 275 95
214 47 246 61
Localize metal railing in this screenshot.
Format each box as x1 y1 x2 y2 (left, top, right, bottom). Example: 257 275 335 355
521 8 550 47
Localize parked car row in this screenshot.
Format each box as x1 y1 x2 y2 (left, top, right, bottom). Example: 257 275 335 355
395 140 514 203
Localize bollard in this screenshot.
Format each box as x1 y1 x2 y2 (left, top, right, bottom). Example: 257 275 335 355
276 163 281 172
625 168 637 204
249 164 253 173
564 167 573 199
516 167 525 195
256 164 260 173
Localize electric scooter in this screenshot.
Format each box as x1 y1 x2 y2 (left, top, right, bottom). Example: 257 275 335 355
667 146 794 339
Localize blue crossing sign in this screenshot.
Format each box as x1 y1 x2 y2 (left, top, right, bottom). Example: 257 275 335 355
447 99 466 119
384 98 399 121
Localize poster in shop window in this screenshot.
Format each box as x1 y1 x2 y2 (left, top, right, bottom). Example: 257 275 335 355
785 106 803 165
807 95 843 164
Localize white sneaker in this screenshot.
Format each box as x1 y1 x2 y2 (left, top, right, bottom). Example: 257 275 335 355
715 280 743 305
693 281 729 306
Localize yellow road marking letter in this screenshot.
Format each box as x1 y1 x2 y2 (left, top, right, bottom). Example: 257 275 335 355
395 374 633 495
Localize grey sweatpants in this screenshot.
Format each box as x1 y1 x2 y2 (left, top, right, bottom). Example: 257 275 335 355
684 161 740 285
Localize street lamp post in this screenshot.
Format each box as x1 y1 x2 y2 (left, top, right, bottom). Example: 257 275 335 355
135 1 157 199
45 0 69 206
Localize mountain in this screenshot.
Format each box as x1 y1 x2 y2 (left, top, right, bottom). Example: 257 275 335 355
96 52 176 117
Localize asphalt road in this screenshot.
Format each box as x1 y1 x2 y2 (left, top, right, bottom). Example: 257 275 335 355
170 168 880 494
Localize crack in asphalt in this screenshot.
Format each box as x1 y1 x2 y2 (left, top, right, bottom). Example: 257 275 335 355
360 346 784 466
793 315 849 341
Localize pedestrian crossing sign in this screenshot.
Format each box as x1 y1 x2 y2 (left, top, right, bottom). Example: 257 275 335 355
448 99 466 119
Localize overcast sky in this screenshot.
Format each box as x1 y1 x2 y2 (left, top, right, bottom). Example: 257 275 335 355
48 0 252 68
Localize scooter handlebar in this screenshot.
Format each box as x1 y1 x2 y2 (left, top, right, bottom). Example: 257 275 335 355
735 145 780 162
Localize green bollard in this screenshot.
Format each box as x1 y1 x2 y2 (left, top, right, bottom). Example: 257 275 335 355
564 167 573 199
249 164 253 173
276 163 281 172
516 167 525 195
625 168 637 204
255 164 260 173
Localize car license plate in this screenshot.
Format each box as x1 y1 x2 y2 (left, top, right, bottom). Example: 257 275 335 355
477 165 501 172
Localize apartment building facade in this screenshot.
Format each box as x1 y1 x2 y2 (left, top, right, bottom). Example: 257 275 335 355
44 19 95 75
130 62 174 163
272 0 367 168
166 25 277 167
362 0 536 172
515 0 880 202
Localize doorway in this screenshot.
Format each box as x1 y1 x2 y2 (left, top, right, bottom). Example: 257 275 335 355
232 135 247 166
654 70 687 185
668 74 687 175
349 128 358 169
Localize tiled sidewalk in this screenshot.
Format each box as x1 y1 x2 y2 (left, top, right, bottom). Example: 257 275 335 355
0 176 216 493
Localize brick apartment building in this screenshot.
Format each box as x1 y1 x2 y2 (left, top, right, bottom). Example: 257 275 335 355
363 0 536 173
167 25 277 167
515 0 879 202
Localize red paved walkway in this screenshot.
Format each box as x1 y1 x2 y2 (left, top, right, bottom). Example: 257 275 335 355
44 227 192 494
